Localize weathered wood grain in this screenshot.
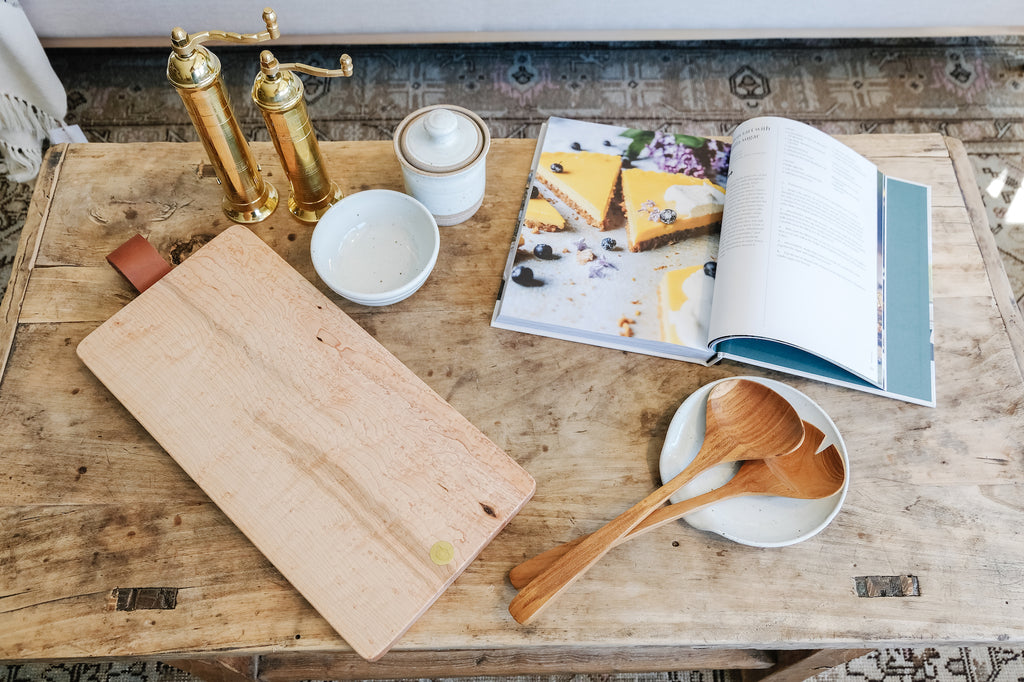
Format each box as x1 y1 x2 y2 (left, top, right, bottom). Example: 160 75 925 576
0 145 66 382
257 647 776 680
2 137 1023 672
946 137 1024 376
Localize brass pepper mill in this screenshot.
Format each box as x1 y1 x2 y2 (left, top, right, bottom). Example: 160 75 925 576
166 8 280 224
252 50 353 223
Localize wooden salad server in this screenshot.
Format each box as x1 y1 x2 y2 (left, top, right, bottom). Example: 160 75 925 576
509 422 844 589
507 378 806 624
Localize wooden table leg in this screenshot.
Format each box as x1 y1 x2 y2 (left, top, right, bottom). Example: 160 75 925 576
743 649 874 682
163 656 258 682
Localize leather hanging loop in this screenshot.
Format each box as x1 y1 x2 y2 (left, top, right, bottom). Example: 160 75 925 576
106 233 172 293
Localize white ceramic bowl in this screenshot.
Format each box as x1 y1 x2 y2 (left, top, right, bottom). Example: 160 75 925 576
310 189 440 306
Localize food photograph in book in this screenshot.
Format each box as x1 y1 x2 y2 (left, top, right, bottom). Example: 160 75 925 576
498 117 730 354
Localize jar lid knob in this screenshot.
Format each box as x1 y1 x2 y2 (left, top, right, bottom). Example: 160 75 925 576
424 109 459 144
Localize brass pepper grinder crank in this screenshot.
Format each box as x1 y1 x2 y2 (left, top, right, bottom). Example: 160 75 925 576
252 50 353 223
166 8 280 224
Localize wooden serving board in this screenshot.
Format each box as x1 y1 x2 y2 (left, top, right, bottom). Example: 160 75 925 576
76 225 535 661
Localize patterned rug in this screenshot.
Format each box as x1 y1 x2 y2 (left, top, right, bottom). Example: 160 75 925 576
1 647 1023 682
1 38 1022 681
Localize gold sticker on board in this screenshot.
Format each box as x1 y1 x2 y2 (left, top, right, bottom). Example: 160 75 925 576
429 540 455 565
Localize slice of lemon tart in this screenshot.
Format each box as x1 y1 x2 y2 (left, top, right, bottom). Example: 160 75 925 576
657 264 714 348
535 151 622 230
523 197 566 233
620 168 725 252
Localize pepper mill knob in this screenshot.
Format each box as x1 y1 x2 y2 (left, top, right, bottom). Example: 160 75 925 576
262 8 280 39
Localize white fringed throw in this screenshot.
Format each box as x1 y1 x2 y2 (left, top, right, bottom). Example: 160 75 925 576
0 0 68 182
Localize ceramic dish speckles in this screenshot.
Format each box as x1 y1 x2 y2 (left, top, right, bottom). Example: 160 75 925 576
658 376 849 548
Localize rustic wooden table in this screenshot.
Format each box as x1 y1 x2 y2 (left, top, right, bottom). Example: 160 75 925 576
2 138 1022 682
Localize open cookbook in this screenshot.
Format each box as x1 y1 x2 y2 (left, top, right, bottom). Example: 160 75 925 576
491 116 934 406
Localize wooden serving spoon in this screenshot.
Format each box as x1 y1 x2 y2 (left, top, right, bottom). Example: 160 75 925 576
508 422 843 589
507 378 805 624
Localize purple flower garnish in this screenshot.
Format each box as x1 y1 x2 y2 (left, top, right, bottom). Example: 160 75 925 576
588 258 618 278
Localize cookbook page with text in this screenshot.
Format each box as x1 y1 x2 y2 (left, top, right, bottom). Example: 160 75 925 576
707 116 883 385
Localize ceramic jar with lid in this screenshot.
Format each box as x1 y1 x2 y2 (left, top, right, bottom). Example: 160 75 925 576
393 104 490 226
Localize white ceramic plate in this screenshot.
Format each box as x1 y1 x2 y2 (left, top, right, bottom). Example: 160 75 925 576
658 376 849 547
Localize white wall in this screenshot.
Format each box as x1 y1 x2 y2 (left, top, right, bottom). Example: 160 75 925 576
23 0 1024 46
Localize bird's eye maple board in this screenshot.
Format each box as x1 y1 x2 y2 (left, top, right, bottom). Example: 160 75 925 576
76 225 536 662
